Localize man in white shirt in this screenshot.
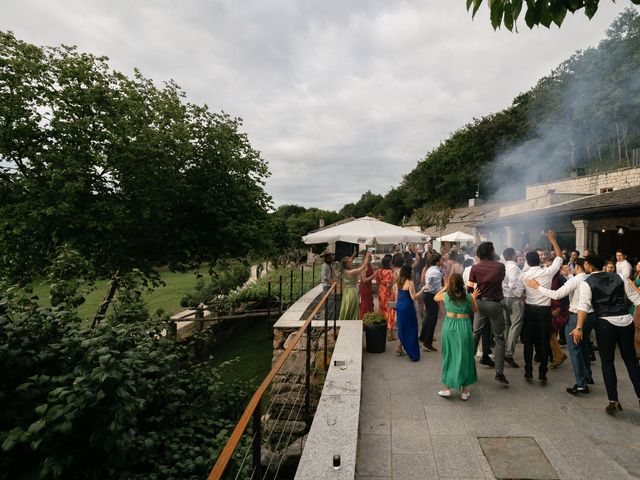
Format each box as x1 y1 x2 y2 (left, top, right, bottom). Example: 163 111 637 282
521 230 564 383
568 250 579 275
616 249 633 280
527 258 595 394
502 247 524 368
575 254 640 414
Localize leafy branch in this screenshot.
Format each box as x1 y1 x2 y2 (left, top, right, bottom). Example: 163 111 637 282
467 0 640 31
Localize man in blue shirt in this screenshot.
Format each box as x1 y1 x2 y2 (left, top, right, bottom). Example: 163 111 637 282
420 253 444 352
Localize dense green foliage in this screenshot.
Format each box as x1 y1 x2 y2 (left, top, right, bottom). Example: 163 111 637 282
0 281 252 480
180 263 251 308
224 265 316 311
467 0 640 31
345 8 640 223
267 205 342 264
0 31 271 280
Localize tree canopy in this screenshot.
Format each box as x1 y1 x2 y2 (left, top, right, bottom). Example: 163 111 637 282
467 0 640 31
0 31 271 280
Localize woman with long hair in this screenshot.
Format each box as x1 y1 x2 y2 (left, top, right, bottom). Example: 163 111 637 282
338 251 371 320
359 251 376 320
393 265 426 361
375 254 396 340
434 273 479 400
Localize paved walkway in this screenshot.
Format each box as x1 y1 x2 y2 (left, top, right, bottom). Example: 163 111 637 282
357 325 640 480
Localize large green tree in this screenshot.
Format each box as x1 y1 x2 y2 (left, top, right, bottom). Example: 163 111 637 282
267 205 342 264
0 31 271 281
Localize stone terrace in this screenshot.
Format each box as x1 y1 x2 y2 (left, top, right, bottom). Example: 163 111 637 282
356 329 640 480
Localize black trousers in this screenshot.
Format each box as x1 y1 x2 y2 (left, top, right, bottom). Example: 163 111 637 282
523 304 552 374
420 292 438 345
595 319 640 402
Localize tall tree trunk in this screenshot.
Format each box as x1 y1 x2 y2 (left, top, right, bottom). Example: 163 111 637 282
91 270 120 329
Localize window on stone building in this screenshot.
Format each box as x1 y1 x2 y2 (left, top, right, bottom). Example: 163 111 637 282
600 187 613 194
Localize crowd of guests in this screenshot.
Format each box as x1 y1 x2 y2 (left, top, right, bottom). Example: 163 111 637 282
322 236 640 413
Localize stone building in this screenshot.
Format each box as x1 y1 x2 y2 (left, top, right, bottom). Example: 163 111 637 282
475 166 640 259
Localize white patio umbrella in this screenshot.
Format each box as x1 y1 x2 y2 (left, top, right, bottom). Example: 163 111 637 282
302 216 430 246
436 231 474 243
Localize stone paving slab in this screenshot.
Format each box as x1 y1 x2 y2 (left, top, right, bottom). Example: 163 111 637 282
358 323 640 479
478 437 558 480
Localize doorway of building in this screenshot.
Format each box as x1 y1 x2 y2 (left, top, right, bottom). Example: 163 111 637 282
596 229 640 262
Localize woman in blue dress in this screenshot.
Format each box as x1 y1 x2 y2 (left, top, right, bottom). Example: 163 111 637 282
393 265 427 361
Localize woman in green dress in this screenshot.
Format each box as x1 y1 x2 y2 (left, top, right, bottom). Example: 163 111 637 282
434 273 480 400
338 250 372 320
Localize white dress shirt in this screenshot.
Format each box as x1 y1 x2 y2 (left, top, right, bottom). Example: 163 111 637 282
502 260 524 298
536 272 591 313
463 265 473 287
616 260 632 279
522 256 563 306
577 272 640 327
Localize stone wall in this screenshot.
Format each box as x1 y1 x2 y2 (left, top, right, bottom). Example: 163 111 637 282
525 166 640 199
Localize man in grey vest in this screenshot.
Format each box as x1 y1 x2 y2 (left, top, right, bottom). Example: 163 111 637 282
575 254 640 414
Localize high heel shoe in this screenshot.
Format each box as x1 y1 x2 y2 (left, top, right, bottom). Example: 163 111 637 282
605 401 623 414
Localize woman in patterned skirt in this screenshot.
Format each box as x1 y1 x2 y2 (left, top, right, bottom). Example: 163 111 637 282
375 255 396 340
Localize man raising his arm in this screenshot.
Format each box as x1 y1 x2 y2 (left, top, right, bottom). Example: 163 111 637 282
521 230 563 383
527 258 595 394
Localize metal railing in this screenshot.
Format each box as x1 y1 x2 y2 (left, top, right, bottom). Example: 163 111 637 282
207 282 339 480
167 265 325 338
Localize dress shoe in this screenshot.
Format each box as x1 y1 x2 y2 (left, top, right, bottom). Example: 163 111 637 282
524 367 533 380
586 377 594 385
422 344 437 352
495 373 509 384
538 372 547 383
479 357 495 368
566 384 589 395
605 401 623 414
505 357 520 368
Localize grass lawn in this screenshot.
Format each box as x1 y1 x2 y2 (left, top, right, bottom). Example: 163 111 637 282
212 320 273 386
30 267 208 325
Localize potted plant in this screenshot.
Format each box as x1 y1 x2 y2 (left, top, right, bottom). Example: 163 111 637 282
363 312 387 353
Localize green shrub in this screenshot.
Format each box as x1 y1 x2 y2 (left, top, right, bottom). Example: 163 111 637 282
363 311 386 326
0 282 252 479
180 263 251 308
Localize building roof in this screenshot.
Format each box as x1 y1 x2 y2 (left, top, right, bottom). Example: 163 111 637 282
308 216 356 233
480 185 640 226
421 203 503 237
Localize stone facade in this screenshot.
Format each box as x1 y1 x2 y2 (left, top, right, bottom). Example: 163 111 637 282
525 166 640 199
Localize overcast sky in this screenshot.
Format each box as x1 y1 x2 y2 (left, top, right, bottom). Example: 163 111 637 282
1 1 633 210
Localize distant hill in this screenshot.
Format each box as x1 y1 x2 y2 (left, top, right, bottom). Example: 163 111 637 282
341 8 640 226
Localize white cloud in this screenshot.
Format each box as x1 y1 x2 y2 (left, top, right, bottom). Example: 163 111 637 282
1 0 633 209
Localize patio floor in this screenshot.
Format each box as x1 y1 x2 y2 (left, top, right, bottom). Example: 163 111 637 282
356 323 640 480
